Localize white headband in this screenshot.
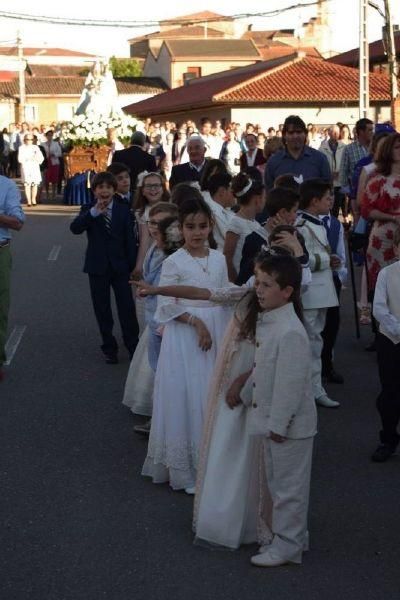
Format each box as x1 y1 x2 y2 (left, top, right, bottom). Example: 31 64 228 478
235 180 253 197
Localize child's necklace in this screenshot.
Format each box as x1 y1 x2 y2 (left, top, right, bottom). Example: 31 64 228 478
185 248 210 274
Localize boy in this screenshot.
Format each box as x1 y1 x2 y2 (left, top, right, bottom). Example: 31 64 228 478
70 172 138 363
203 172 234 251
320 193 347 384
371 228 400 462
106 162 131 204
297 179 340 408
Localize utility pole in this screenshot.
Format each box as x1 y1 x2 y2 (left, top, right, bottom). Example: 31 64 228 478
359 0 369 119
17 32 26 123
383 0 399 126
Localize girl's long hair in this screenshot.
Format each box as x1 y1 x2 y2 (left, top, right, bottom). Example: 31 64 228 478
236 249 303 340
133 171 169 215
375 133 400 176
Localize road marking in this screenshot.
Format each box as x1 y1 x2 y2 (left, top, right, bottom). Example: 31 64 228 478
4 325 27 366
48 245 61 261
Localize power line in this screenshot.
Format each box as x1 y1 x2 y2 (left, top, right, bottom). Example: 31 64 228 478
0 2 333 29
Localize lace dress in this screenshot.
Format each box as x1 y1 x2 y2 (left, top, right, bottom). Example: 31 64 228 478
142 248 232 490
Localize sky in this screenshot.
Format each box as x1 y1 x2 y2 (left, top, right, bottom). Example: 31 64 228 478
0 0 399 58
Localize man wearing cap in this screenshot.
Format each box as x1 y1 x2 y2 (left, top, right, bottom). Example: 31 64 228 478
0 175 25 381
264 115 331 190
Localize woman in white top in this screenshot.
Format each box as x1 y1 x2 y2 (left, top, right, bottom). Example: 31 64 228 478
224 172 268 282
18 133 44 206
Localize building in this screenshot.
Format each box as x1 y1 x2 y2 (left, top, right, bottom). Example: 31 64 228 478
143 39 261 89
0 47 168 126
328 29 400 73
124 55 391 129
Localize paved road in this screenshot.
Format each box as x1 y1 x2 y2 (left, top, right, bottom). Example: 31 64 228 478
1 204 399 600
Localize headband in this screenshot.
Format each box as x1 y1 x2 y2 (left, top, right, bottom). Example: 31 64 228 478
136 171 162 188
235 180 252 197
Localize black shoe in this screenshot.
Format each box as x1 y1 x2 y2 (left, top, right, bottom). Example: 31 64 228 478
371 444 396 462
365 340 377 352
134 419 152 436
322 369 344 384
105 354 118 364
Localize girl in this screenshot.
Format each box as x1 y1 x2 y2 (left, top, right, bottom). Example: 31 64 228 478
132 171 170 280
224 172 268 282
123 202 180 423
142 195 232 493
18 134 44 206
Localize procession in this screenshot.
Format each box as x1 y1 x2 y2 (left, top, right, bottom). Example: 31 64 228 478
1 2 400 598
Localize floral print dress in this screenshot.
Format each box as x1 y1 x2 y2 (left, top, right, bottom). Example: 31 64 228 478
362 174 400 291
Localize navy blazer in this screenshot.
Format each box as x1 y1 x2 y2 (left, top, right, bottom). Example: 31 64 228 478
169 162 206 189
70 201 138 276
112 146 157 191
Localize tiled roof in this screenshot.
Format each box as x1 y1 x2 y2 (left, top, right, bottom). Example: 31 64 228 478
28 65 89 77
0 46 96 58
0 76 168 97
242 30 296 44
160 11 233 24
328 30 400 67
130 25 223 43
216 57 390 102
257 45 321 60
164 39 260 59
125 56 391 117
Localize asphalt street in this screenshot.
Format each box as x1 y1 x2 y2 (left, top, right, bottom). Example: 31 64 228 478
1 204 400 600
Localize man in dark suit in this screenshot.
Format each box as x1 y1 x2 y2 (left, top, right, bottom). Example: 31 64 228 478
169 136 207 189
112 131 157 193
70 172 139 363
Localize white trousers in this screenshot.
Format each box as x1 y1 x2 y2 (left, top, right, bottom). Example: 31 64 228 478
303 308 327 399
263 437 314 563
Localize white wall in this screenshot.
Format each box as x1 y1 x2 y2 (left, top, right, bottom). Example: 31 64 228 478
230 105 391 130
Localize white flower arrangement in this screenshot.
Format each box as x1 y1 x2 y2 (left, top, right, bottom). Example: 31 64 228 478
64 113 138 148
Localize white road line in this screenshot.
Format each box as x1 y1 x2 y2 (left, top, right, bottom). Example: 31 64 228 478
47 245 62 261
4 325 27 366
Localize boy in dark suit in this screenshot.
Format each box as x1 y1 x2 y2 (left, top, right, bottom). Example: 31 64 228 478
70 172 139 363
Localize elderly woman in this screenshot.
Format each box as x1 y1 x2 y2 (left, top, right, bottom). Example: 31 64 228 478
17 133 44 206
361 133 400 294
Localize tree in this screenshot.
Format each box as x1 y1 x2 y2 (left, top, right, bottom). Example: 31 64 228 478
109 56 143 78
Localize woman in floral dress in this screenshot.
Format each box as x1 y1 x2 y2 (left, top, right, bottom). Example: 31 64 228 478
361 133 400 294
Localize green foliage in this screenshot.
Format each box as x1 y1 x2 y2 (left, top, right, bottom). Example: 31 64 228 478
109 56 143 78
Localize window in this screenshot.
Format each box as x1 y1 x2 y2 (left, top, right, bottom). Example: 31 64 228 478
187 66 202 77
24 104 38 122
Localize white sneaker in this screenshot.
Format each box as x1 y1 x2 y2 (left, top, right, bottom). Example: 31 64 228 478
316 395 340 408
185 486 196 495
251 551 291 568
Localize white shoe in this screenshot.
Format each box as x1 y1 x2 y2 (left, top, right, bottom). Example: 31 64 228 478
316 394 340 408
185 486 196 495
251 551 291 568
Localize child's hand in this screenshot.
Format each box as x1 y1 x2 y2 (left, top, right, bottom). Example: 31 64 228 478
194 318 212 351
131 280 156 296
273 231 303 257
226 378 243 410
94 199 108 214
130 267 143 281
330 254 341 269
270 431 286 443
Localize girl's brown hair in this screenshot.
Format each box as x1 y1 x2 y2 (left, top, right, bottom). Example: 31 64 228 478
133 172 169 215
375 133 400 176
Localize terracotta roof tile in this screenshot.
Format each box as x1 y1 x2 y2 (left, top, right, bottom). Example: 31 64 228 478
160 11 232 24
164 39 260 59
0 46 96 57
0 76 168 97
125 56 391 117
216 57 390 103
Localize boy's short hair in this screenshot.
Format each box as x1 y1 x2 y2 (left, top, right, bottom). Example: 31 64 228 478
91 171 117 191
149 201 178 218
266 187 299 216
299 178 331 210
393 227 400 247
106 162 130 177
207 173 232 197
274 173 300 194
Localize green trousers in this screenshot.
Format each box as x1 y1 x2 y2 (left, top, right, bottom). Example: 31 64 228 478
0 244 11 366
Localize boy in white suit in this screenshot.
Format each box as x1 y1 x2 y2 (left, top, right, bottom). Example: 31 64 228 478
297 179 340 408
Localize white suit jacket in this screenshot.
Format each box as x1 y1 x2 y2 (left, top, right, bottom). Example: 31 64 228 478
297 215 339 310
241 303 317 439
